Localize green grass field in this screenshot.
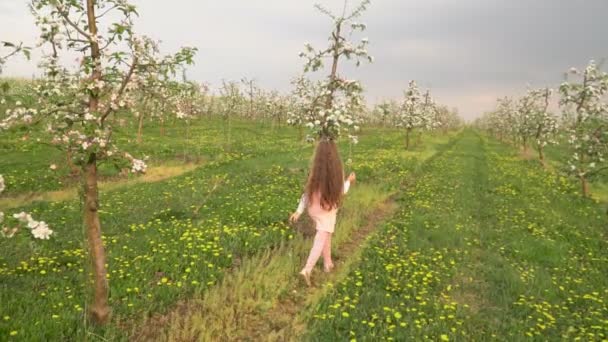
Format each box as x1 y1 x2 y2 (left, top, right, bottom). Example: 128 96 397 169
305 131 607 341
1 121 607 341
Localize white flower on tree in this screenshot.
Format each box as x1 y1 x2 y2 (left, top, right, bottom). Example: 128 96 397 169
0 210 53 240
31 222 53 240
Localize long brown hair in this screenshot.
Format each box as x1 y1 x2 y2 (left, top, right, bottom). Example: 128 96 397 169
305 139 344 210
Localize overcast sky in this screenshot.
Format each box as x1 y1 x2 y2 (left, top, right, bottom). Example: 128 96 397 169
2 0 607 120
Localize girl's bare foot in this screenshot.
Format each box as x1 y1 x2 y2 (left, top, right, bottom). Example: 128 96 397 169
299 269 312 287
323 264 334 273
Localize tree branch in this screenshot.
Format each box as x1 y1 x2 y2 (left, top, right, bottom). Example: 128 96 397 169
101 56 138 123
96 4 118 19
54 5 92 40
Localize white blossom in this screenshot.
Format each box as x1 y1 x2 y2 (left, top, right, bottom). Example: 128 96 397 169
31 221 53 240
130 158 147 173
13 212 32 224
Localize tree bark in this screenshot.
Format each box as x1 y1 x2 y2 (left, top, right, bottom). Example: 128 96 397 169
66 150 80 175
184 122 190 162
321 21 342 138
248 83 254 119
405 128 411 150
83 154 110 324
137 111 145 144
85 0 110 324
538 146 545 166
580 175 589 197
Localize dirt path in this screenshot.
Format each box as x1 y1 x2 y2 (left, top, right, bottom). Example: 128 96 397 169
0 163 201 210
254 199 398 341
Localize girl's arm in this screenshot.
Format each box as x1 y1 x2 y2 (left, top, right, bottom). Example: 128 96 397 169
343 180 351 194
295 193 308 215
344 172 356 194
290 193 308 222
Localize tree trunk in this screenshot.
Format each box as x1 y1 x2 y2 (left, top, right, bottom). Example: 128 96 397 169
321 21 342 138
249 89 253 119
405 128 411 150
160 119 165 137
224 116 232 151
85 0 110 325
580 175 589 197
66 150 80 175
136 111 145 144
538 146 545 166
184 123 190 162
83 154 110 324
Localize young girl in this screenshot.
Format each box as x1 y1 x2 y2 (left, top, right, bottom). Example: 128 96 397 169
289 138 356 286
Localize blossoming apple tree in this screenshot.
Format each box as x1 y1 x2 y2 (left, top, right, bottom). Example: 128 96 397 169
559 61 608 196
2 0 196 324
527 88 558 164
290 0 372 142
398 80 423 149
219 80 243 150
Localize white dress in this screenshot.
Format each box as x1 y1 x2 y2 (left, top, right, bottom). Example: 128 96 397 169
295 180 350 233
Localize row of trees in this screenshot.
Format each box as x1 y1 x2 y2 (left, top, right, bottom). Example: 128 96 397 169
365 81 462 149
476 60 608 196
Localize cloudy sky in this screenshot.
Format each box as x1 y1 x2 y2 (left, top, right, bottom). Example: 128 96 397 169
1 0 607 120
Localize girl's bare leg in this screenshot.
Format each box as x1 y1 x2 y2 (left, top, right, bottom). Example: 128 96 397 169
302 230 330 274
322 233 333 272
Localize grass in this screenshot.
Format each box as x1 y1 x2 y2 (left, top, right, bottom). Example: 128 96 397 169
0 117 292 195
4 119 605 341
304 130 608 341
151 184 394 342
144 133 458 341
0 117 455 340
